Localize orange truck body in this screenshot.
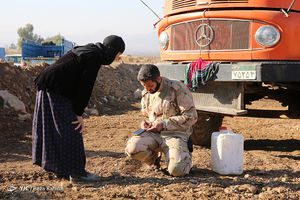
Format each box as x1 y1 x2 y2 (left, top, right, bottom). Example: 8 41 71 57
159 0 300 61
157 0 300 115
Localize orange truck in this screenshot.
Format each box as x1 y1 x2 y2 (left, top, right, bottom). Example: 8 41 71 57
156 0 300 144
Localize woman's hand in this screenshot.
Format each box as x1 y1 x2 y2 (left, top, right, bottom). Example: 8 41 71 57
72 116 84 133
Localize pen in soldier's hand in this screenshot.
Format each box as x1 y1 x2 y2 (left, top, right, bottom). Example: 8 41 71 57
143 119 152 129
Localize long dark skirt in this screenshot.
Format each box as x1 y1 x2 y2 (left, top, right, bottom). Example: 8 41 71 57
32 90 86 176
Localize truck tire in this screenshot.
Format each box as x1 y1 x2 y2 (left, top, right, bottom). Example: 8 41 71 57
190 112 224 146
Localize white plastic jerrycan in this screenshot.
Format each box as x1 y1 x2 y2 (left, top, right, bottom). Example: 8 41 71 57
211 126 244 175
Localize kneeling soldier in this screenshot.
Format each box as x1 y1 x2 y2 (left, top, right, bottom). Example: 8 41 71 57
125 64 198 176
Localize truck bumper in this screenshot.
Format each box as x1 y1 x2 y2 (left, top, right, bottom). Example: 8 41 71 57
157 61 300 115
157 61 300 82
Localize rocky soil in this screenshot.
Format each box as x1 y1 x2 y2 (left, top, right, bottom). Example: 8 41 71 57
0 56 299 200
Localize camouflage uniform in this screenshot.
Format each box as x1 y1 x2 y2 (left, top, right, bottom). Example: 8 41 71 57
125 77 198 176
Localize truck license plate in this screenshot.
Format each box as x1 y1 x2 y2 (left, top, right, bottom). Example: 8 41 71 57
232 65 256 80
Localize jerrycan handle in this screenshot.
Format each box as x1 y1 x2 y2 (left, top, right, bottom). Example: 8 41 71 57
219 126 232 134
219 126 227 131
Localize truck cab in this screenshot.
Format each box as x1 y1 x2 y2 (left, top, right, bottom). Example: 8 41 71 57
5 54 22 66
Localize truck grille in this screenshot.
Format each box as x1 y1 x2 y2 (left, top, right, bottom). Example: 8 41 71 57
172 0 196 10
170 19 250 51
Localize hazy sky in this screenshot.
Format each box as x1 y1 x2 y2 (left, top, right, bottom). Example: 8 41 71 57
0 0 164 56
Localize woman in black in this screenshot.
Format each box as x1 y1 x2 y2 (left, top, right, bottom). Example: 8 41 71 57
32 35 125 182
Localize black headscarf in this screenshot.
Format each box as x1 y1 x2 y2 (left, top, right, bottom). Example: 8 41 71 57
71 35 125 65
103 35 125 54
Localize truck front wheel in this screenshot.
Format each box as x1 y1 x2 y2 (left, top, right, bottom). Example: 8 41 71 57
191 112 224 146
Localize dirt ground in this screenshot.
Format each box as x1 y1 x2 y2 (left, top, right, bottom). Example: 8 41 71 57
0 57 299 200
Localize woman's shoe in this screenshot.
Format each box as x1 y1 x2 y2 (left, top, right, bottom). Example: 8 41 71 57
70 172 101 182
54 173 69 179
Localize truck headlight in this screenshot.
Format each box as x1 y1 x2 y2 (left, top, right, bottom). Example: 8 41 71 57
159 31 169 50
255 25 280 47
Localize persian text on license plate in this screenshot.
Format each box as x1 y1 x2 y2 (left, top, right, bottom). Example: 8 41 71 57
232 66 256 80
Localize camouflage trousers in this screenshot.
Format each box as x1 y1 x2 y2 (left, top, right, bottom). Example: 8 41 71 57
125 131 192 176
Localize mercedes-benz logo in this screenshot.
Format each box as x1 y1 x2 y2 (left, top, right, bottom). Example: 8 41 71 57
195 23 214 47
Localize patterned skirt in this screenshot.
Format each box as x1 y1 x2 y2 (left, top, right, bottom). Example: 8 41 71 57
32 90 86 176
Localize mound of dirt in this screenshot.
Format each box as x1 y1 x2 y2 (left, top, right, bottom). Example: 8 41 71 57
0 61 44 113
90 63 142 115
0 61 44 140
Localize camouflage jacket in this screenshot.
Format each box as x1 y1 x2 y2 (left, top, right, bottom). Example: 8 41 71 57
141 77 198 138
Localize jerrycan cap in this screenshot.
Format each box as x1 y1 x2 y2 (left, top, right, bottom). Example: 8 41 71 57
219 126 227 131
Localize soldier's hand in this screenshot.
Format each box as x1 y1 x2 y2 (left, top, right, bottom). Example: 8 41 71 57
146 122 163 133
141 120 152 129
